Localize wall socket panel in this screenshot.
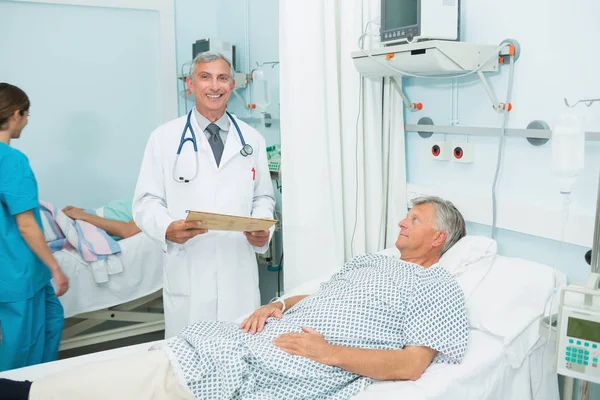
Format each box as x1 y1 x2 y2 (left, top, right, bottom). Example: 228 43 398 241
430 141 451 160
451 142 474 163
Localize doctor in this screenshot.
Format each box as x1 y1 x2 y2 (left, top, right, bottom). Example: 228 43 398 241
133 52 275 337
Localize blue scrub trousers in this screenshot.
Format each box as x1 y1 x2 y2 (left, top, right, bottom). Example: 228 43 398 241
0 283 64 372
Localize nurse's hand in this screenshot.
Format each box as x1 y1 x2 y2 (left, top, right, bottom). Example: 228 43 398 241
240 302 283 335
244 230 270 247
52 267 69 297
166 220 207 244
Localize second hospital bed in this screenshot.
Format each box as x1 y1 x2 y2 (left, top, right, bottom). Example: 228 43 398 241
55 232 164 351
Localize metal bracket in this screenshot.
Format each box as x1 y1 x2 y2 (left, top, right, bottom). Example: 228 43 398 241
390 77 422 111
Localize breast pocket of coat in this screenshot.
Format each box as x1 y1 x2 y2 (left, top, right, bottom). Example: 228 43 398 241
163 248 191 297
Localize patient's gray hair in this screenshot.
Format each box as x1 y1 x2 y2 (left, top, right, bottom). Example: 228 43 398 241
189 52 235 82
412 196 466 255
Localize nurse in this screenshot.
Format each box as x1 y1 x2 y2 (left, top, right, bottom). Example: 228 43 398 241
0 83 69 371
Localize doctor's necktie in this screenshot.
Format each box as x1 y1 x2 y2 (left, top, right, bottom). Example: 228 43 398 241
206 123 224 167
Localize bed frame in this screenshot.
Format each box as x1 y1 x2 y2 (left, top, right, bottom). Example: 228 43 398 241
60 290 164 351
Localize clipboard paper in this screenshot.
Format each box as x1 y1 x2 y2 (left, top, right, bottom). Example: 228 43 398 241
185 210 277 232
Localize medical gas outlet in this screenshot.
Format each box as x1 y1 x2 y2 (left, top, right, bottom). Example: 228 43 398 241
430 141 451 160
452 142 474 163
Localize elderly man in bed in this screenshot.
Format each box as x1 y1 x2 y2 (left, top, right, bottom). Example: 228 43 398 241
0 195 468 400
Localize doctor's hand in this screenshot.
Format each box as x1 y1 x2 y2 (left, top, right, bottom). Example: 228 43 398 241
240 302 283 335
274 327 334 365
244 230 270 247
166 220 208 244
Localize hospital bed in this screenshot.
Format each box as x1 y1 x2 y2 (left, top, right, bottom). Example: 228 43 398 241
1 236 562 400
55 232 164 351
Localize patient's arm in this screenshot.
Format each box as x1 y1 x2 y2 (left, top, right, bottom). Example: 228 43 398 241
274 327 437 381
62 206 141 239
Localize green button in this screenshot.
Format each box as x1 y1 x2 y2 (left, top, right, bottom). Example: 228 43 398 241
577 341 582 345
578 354 583 359
567 352 571 357
593 344 598 349
584 356 589 360
566 356 570 361
578 360 583 364
572 358 577 362
585 342 590 347
594 358 598 363
570 339 575 344
584 362 589 366
585 351 590 355
579 349 584 354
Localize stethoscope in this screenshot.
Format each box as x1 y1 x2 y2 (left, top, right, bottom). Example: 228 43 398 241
173 110 253 183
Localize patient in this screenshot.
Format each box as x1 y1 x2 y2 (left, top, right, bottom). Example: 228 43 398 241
0 196 468 400
62 198 140 240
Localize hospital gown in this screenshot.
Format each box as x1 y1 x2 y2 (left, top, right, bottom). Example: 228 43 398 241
165 253 469 399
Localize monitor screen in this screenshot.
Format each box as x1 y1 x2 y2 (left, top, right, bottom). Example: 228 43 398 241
567 317 600 343
384 0 418 30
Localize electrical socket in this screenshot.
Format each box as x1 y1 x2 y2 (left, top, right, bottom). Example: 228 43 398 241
451 142 474 163
430 141 451 160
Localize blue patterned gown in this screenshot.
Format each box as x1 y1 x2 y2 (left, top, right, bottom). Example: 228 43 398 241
164 253 469 399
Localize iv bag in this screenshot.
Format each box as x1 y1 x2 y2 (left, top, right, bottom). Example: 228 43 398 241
552 114 585 194
252 67 270 112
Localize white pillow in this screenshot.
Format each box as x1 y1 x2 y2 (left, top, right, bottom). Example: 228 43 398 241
439 235 497 300
467 255 567 365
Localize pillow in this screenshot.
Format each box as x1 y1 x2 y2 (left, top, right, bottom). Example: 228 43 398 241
439 235 497 300
466 255 567 365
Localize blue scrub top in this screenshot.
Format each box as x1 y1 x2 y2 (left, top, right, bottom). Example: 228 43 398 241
0 143 51 303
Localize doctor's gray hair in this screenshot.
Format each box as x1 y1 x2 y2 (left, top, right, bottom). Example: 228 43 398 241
411 196 466 255
189 52 235 82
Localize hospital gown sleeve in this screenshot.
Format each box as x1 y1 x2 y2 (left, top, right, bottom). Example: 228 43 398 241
1 154 39 216
132 132 174 250
403 279 469 364
249 135 275 254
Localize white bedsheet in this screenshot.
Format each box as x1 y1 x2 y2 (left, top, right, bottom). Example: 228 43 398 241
55 233 163 317
1 328 559 400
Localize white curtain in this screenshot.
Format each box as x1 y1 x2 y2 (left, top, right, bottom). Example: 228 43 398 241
279 0 407 291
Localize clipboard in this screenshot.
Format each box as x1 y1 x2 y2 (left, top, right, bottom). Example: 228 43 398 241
185 210 277 232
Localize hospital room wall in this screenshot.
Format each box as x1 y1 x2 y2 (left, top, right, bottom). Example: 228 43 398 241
403 0 600 286
0 1 164 209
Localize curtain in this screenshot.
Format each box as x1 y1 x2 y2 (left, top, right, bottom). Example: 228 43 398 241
279 0 407 291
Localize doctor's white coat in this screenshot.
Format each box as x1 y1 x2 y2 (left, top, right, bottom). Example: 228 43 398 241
132 112 275 338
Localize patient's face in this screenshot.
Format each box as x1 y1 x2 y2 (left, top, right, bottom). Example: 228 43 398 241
396 203 439 256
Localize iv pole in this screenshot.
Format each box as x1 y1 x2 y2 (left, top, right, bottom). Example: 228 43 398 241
576 171 600 400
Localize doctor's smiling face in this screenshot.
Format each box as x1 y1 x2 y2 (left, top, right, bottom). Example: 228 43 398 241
187 58 234 122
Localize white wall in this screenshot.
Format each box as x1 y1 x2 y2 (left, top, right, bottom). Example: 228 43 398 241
0 0 170 209
403 0 600 284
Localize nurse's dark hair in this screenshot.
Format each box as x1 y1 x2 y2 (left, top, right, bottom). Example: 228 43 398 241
0 83 30 129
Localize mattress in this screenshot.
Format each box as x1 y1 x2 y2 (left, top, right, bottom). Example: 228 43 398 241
355 328 559 400
55 233 163 317
0 329 559 400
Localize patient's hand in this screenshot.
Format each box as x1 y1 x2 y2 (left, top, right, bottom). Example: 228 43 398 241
274 326 333 365
62 206 88 221
240 302 283 335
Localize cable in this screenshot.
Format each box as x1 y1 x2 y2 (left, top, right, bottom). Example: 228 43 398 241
490 52 515 240
277 250 283 297
533 194 571 398
350 75 363 258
